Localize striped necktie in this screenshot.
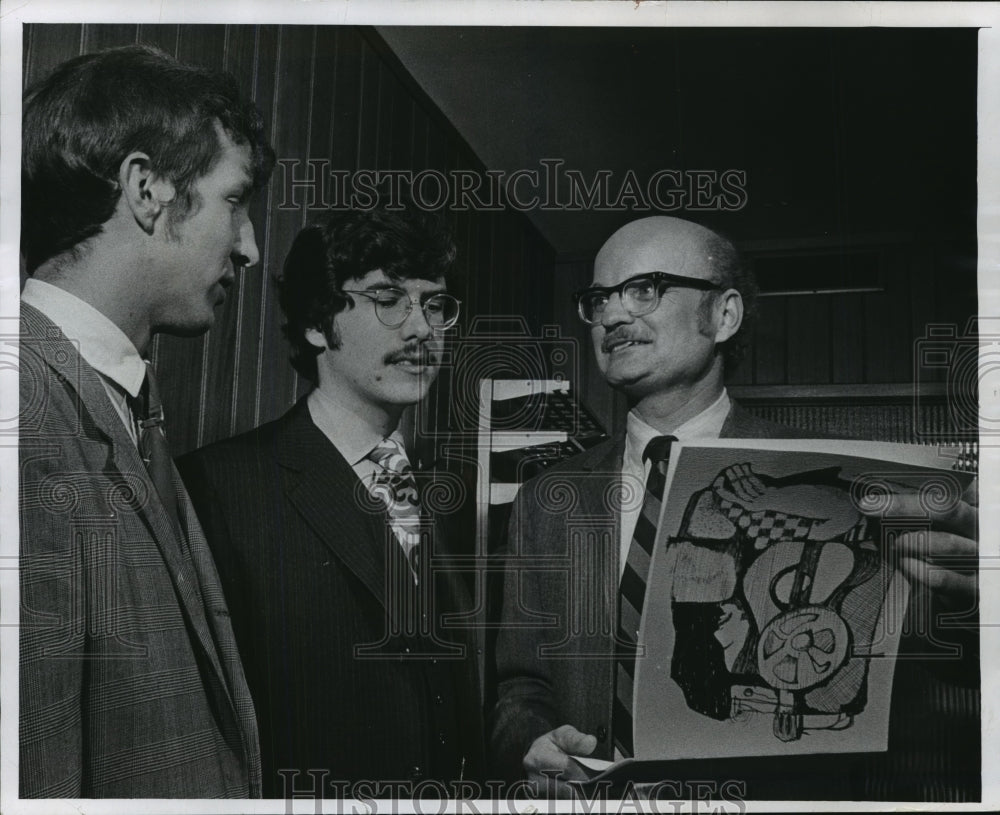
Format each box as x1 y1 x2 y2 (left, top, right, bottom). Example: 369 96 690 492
367 437 423 581
613 434 676 758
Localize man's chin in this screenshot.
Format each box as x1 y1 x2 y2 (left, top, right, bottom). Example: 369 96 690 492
375 386 432 413
155 314 215 338
602 366 646 393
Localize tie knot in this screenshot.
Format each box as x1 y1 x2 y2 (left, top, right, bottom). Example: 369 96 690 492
130 360 165 425
642 434 676 464
367 436 413 476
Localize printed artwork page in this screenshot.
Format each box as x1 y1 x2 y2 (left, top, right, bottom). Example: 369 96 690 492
633 438 970 760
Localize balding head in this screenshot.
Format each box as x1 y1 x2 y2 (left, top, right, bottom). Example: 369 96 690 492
595 217 722 281
593 216 755 369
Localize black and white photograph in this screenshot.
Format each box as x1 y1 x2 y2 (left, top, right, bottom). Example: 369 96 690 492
0 1 995 812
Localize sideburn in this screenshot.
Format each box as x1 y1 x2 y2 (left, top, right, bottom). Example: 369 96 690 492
696 289 719 338
321 317 342 351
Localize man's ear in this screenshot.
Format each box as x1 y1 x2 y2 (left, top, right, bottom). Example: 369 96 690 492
118 152 176 234
714 289 744 344
304 327 329 350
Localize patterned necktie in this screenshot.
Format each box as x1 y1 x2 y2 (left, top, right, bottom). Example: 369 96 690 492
613 434 676 759
129 361 180 533
367 437 423 581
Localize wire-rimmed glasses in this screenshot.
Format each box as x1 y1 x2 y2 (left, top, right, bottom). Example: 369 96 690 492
339 287 462 330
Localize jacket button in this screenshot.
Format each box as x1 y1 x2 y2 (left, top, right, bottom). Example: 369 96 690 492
409 765 424 781
434 694 444 705
438 731 447 745
596 726 607 742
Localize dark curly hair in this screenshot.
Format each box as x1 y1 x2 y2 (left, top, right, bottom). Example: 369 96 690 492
22 44 275 273
277 206 459 383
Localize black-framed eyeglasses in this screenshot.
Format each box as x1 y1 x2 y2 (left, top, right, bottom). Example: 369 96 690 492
339 287 462 330
572 271 722 325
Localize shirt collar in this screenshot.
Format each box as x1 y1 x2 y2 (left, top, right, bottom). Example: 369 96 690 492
625 389 731 472
307 386 404 466
22 278 146 397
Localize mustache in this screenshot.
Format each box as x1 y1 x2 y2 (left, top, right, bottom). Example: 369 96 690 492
383 344 440 366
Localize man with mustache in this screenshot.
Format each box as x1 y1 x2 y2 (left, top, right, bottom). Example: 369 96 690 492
490 216 978 800
19 45 273 798
178 205 484 796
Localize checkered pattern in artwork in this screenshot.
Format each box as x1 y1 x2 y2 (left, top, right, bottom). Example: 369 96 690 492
720 499 811 549
719 499 870 550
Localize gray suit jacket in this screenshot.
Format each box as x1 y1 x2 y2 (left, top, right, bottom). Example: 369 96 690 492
19 302 261 798
490 405 796 776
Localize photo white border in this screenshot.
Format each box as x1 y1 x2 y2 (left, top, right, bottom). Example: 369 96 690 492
2 2 997 813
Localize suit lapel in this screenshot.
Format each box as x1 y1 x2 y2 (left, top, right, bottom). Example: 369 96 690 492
21 304 231 697
276 404 390 612
574 435 626 656
580 434 626 572
175 470 260 784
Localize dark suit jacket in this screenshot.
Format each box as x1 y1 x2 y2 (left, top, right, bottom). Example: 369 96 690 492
178 399 485 797
19 302 261 798
490 403 979 800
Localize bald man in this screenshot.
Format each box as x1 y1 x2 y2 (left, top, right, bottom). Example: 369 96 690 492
489 217 978 800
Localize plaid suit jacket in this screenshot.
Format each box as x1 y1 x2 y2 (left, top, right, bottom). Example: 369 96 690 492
18 302 261 798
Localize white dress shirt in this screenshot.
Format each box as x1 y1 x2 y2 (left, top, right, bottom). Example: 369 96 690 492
22 278 146 446
618 389 732 576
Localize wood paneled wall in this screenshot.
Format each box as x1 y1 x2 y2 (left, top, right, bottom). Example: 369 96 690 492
22 23 556 455
737 240 976 390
